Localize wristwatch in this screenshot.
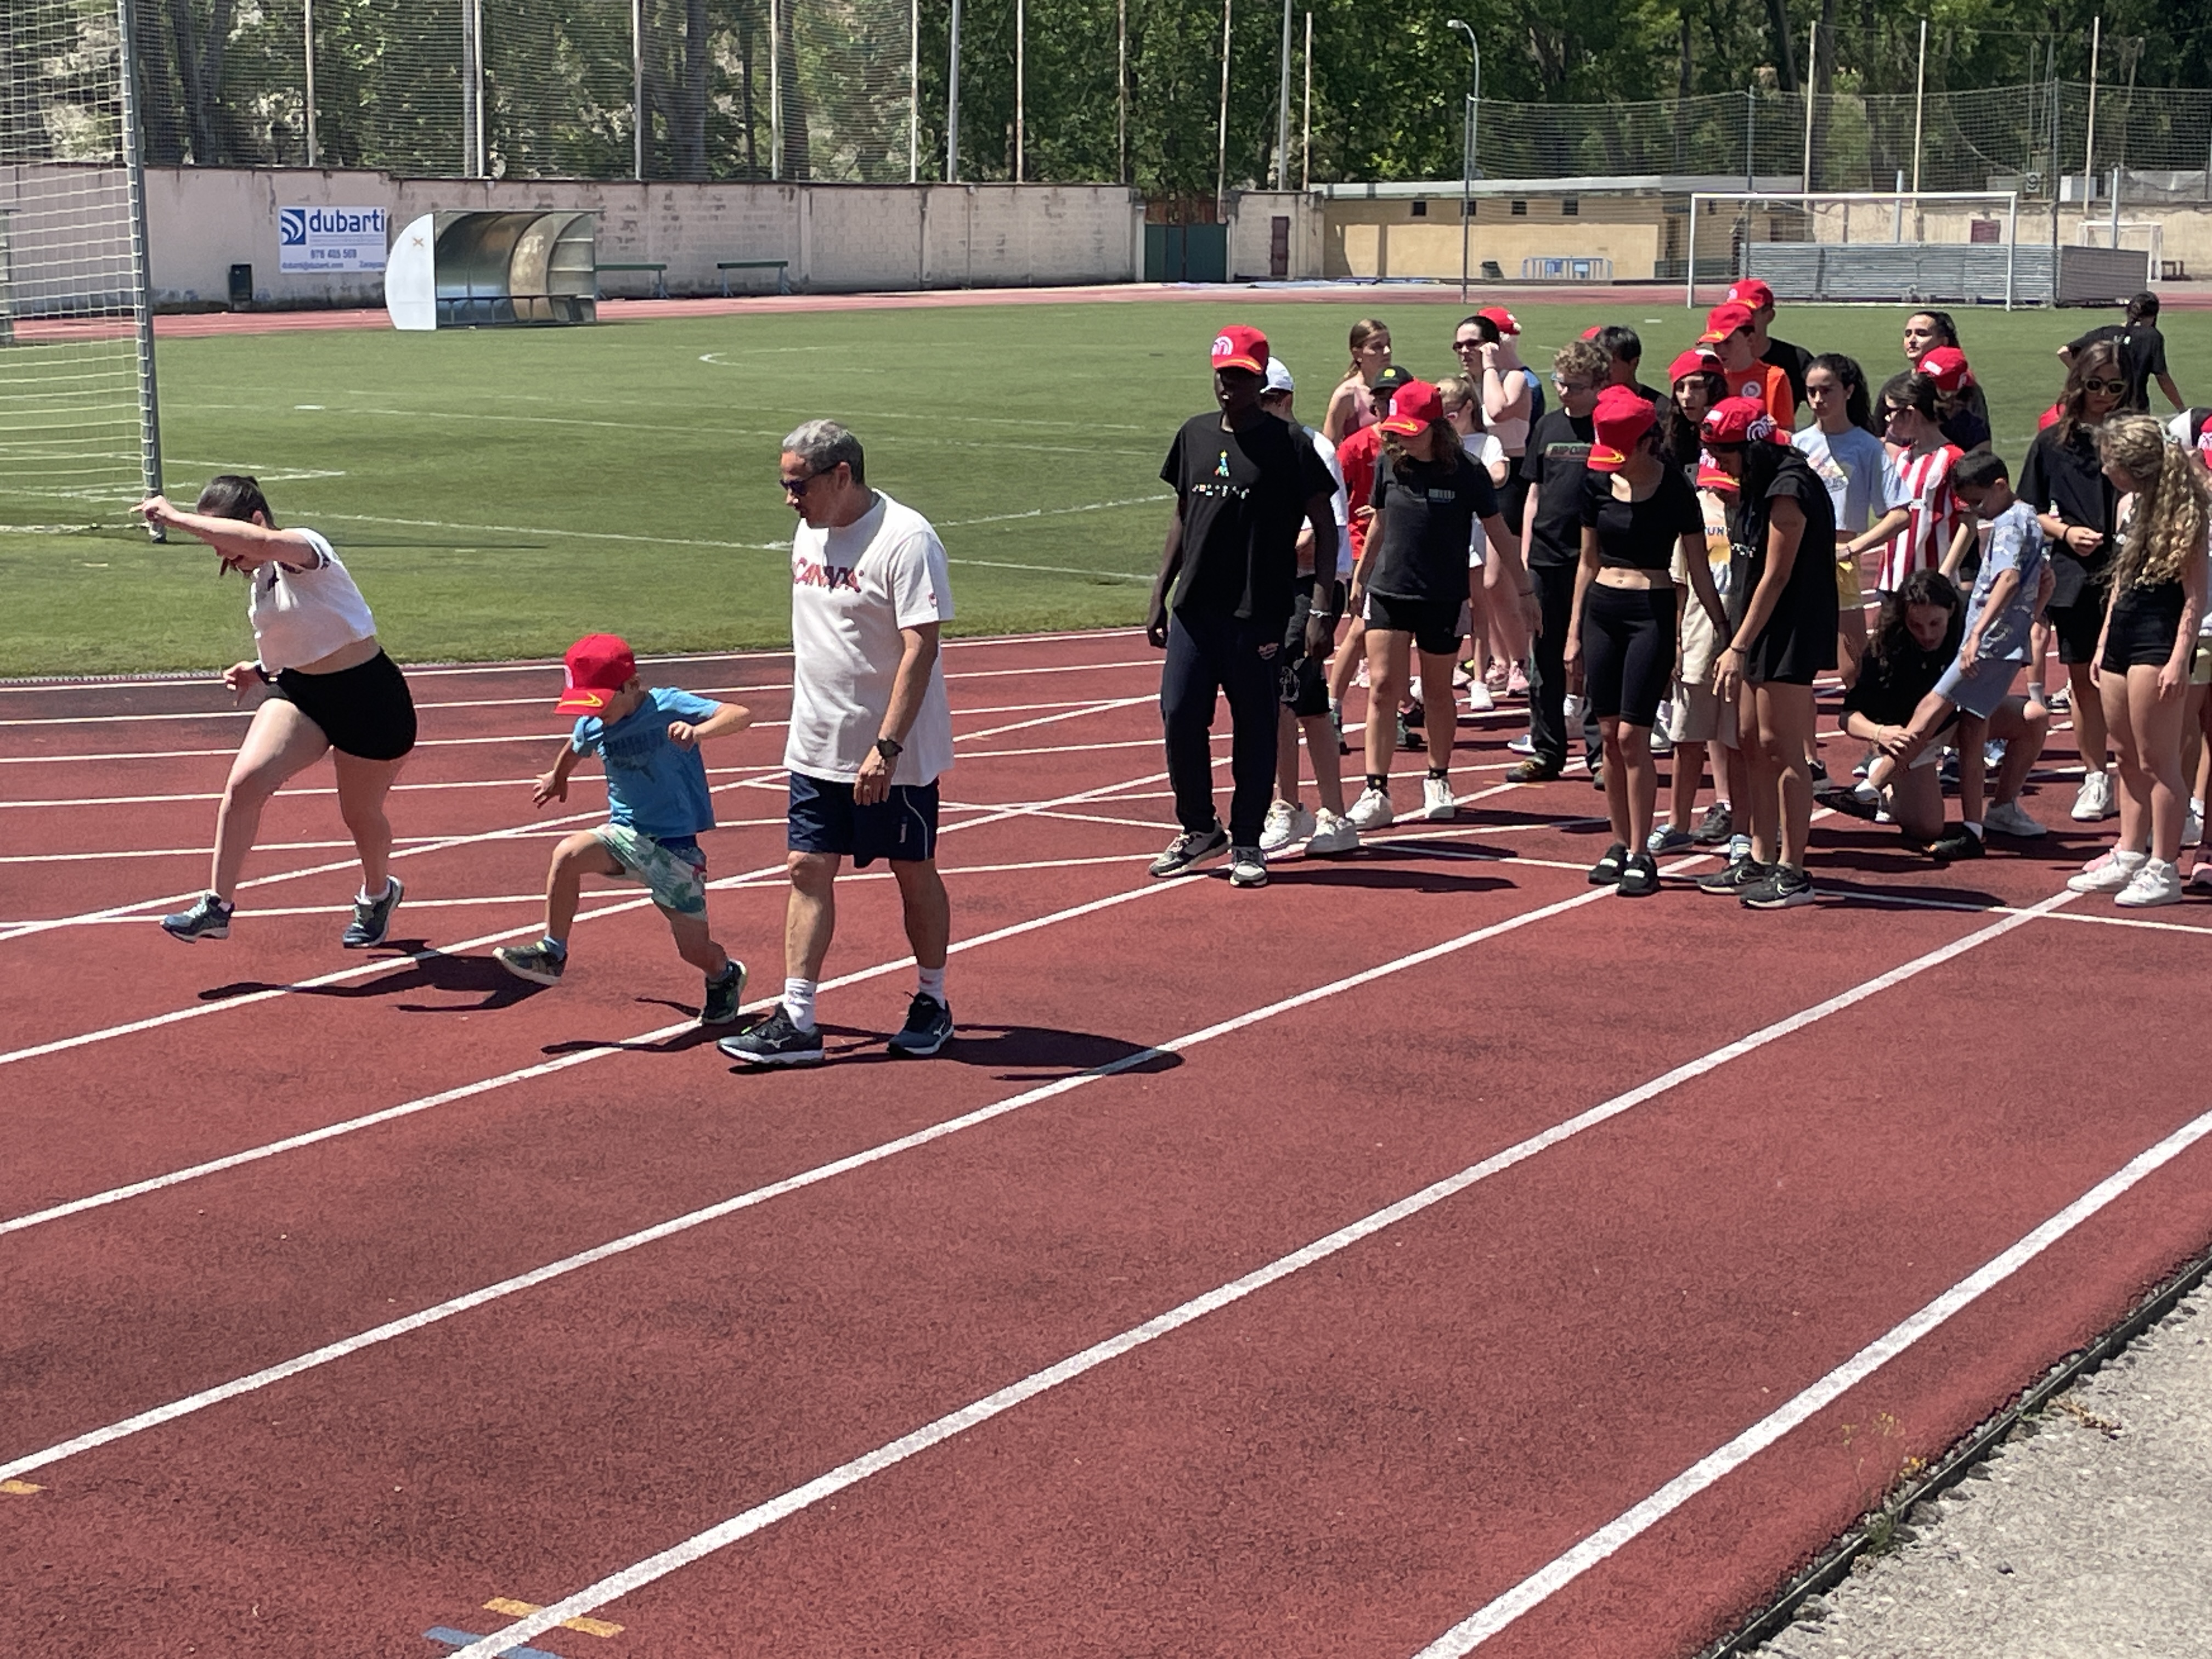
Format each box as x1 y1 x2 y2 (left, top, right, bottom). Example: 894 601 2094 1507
873 736 904 763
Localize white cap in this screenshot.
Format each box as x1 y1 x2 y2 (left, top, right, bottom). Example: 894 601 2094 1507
1263 358 1295 394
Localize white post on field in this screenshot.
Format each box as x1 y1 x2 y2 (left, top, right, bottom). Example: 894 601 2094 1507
1910 19 1927 195
2111 164 2123 250
1117 0 1128 184
630 0 644 179
1300 10 1312 191
2085 15 2102 184
946 0 962 183
1015 0 1025 183
2005 190 2018 310
1799 26 1815 194
1215 0 1232 223
1274 0 1291 189
303 0 318 166
1685 193 1697 306
1448 19 1477 304
769 0 783 179
909 0 919 182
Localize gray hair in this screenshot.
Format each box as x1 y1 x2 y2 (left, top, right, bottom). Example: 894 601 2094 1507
782 419 865 487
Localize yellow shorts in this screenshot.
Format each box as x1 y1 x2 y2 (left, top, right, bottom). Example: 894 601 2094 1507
2191 637 2212 687
1835 544 1864 611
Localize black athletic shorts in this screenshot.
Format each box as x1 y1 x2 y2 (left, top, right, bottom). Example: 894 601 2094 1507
1363 591 1464 658
269 650 417 761
787 772 940 868
1279 579 1347 716
2045 596 2107 667
1580 583 1675 725
2101 580 2188 673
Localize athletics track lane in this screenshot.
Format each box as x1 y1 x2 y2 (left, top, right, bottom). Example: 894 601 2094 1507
4 628 2212 1654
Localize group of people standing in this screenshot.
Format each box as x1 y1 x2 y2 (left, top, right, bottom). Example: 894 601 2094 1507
1147 285 2209 913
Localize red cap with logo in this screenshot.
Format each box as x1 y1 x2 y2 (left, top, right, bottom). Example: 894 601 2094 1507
1587 385 1658 472
1209 325 1269 374
1699 302 1756 345
1700 395 1782 449
1379 379 1444 436
1579 324 1604 341
1695 454 1742 492
1919 346 1973 393
1667 347 1721 386
555 633 637 714
1477 306 1521 337
1726 278 1776 311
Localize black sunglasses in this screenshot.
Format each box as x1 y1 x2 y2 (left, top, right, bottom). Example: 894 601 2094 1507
780 466 834 496
2082 377 2126 396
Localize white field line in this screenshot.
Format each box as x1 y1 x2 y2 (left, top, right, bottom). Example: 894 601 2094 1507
425 888 2073 1659
0 730 1177 1070
1417 1087 2212 1654
0 696 1132 765
0 699 1153 940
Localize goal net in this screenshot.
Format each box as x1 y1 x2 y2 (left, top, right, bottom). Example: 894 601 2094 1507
1 0 161 530
1686 190 2033 308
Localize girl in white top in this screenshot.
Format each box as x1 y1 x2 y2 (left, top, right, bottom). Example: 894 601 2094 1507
134 476 417 948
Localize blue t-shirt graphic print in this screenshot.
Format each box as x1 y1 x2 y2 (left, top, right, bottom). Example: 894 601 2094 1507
571 686 721 843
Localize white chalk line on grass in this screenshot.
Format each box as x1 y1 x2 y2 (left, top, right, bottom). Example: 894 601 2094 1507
0 698 1154 942
425 888 2074 1659
1416 1074 2211 1654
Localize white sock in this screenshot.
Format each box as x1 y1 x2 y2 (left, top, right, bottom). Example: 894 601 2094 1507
1963 820 1984 839
357 878 393 904
783 977 819 1030
917 964 946 1004
2194 799 2205 817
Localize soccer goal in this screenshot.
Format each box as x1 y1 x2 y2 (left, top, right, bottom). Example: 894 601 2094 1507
1686 189 2030 309
1 0 163 530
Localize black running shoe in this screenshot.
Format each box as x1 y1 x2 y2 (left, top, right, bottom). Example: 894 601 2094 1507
1587 842 1629 885
1740 864 1816 909
888 991 955 1057
1690 802 1734 844
719 1004 825 1067
493 940 565 985
1149 823 1228 879
1928 828 1986 863
1615 850 1661 897
161 892 232 943
341 877 404 948
1697 857 1770 895
700 960 747 1025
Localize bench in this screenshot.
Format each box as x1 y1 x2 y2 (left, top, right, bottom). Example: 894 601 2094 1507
593 262 668 300
719 258 792 297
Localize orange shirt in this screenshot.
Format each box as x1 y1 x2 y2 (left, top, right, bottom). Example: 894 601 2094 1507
1723 360 1795 426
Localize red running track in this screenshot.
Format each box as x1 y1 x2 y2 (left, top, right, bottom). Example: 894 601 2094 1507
2 625 2209 1659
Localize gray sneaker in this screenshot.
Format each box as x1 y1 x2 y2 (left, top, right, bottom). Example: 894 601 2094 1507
1149 823 1228 878
160 892 233 943
493 940 566 986
341 876 404 948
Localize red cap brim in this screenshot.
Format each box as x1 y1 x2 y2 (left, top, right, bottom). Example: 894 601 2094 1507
1695 462 1740 490
1378 414 1424 436
1586 444 1629 472
1212 354 1265 375
554 688 612 714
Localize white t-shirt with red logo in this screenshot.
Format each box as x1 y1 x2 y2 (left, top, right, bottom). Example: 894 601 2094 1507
785 491 956 787
1878 442 1965 594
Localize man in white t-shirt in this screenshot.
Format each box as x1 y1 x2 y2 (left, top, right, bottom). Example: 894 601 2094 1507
720 420 957 1069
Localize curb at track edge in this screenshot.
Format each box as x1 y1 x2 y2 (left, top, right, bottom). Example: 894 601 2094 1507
1697 1227 2212 1659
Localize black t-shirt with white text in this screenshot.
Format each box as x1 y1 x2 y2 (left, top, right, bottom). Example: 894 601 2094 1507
1579 464 1704 573
1519 409 1595 569
1368 447 1499 602
1161 410 1334 629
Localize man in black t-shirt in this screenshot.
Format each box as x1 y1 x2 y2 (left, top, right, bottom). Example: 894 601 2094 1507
2059 291 2183 414
1147 325 1338 886
1729 278 1812 421
1508 337 1606 782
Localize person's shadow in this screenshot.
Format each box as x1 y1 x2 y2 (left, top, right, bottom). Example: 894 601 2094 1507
716 1021 1186 1081
200 944 545 1012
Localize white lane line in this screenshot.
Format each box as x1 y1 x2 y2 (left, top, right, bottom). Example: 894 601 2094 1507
1415 1089 2212 1655
0 736 1170 1070
0 699 1152 940
428 888 2073 1659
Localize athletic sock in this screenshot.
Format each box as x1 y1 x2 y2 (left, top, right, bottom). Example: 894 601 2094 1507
1963 820 1984 839
917 964 946 1005
208 893 234 913
1426 765 1448 780
784 977 819 1031
541 935 567 958
357 878 393 905
1365 773 1388 792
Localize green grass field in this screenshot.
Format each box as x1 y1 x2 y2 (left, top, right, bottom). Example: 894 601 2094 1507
3 296 2205 678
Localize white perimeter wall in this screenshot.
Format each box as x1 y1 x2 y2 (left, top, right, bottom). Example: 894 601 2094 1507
136 166 1145 306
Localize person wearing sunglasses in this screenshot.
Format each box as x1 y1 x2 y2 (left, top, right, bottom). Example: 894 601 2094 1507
2059 290 2184 416
2021 340 2128 822
721 419 958 1068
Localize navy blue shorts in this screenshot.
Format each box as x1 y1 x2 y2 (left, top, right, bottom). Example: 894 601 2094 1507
788 772 940 867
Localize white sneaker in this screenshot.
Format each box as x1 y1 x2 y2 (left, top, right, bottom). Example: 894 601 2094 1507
1564 693 1587 724
1465 680 1497 713
2187 804 2205 849
1259 800 1315 854
2067 848 2147 894
1347 785 1394 830
2071 770 2116 821
2115 856 2183 908
1649 725 1674 756
1227 844 1268 887
1422 775 1457 821
1505 733 1537 756
1982 800 2045 839
1305 808 1361 856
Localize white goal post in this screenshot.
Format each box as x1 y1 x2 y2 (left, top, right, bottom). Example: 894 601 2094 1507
1686 189 2025 310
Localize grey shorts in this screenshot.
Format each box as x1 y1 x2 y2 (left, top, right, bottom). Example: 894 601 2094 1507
1932 654 2022 721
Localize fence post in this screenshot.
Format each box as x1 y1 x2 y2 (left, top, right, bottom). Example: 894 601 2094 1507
1911 19 1926 194
770 0 782 180
303 0 317 166
946 0 961 183
2084 15 2100 186
910 0 919 183
631 0 644 179
1743 90 1754 190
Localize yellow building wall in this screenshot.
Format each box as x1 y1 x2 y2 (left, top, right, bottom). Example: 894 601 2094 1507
1324 195 1667 280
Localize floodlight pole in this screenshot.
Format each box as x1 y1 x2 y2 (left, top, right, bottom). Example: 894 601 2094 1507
1300 11 1312 191
946 0 962 183
303 0 318 166
631 0 644 179
1215 0 1232 224
1015 0 1025 183
1448 19 1477 304
1274 0 1291 189
1910 19 1927 195
909 0 919 182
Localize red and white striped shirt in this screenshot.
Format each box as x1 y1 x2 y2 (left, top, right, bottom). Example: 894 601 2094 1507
1880 442 1964 593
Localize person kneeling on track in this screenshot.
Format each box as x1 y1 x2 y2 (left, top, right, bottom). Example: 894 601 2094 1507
1835 571 1962 850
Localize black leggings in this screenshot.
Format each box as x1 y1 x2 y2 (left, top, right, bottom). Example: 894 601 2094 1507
1581 583 1676 727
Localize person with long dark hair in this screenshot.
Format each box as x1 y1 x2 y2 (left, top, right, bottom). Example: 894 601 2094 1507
1794 352 1902 688
2021 338 2127 822
1837 569 1965 847
1697 398 1838 909
1663 347 1726 470
134 476 417 947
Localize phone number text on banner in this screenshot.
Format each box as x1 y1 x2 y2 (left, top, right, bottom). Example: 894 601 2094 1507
279 206 390 274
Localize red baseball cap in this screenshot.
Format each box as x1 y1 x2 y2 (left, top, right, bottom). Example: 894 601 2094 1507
1477 306 1521 337
1209 325 1269 374
1667 347 1721 386
1726 278 1776 311
1587 385 1657 471
1920 346 1973 393
1695 454 1742 492
1379 379 1444 436
1699 302 1756 345
1579 324 1604 341
555 633 637 714
1700 395 1781 448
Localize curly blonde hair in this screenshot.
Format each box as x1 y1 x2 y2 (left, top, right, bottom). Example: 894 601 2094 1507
2099 414 2211 589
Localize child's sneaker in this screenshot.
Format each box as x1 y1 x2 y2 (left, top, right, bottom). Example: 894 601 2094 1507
493 940 566 986
1260 800 1316 853
1982 800 2045 839
341 876 404 948
888 992 955 1057
700 960 747 1024
2067 848 2147 894
1347 786 1394 830
1227 845 1269 887
1304 809 1360 856
1691 803 1734 844
1421 776 1457 820
2115 857 2183 909
1647 822 1694 854
161 893 232 943
1465 679 1497 713
719 1004 825 1067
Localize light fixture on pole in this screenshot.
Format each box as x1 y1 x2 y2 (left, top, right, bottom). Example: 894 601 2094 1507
1447 18 1479 303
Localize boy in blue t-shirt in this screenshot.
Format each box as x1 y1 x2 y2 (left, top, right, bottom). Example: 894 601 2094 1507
494 633 753 1022
1882 452 2053 855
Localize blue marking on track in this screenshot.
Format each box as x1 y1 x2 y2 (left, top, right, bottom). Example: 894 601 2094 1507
423 1627 565 1659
